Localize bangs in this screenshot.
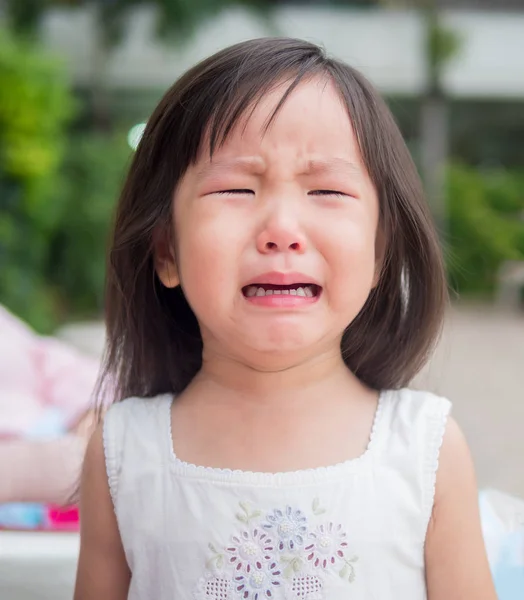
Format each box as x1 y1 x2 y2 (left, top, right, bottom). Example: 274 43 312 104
155 39 330 171
205 63 326 158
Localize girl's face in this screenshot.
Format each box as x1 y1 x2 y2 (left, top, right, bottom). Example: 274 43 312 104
158 77 382 368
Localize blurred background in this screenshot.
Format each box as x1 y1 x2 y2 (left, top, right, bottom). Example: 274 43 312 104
0 0 523 597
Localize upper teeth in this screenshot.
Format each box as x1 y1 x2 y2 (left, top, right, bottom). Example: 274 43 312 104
245 286 314 298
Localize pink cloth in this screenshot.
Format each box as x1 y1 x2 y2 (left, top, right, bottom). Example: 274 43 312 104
0 305 101 438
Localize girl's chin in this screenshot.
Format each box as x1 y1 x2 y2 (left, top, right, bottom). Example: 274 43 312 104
235 334 330 362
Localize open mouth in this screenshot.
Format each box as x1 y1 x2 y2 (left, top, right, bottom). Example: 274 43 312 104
242 284 322 298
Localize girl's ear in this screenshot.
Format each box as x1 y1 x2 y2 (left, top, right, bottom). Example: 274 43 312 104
154 228 180 289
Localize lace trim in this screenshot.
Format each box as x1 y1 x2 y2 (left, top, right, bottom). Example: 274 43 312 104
166 390 388 486
421 397 452 533
102 405 120 509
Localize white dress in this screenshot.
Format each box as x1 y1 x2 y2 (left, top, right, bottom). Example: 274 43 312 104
103 388 451 599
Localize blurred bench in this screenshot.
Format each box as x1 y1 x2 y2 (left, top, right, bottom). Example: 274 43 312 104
0 530 79 600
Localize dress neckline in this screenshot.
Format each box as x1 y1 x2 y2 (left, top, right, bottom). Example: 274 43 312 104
166 389 389 487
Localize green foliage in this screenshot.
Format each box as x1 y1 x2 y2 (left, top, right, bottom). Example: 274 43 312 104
0 27 130 332
446 165 524 296
0 28 75 332
3 0 53 37
49 133 131 318
427 21 461 72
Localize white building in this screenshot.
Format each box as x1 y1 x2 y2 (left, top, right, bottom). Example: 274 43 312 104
36 5 524 99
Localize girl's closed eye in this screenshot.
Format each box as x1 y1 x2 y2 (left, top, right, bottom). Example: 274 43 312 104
309 189 350 198
213 189 255 196
308 189 359 201
207 189 357 198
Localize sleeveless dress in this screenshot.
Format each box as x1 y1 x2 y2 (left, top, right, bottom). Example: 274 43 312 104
103 388 451 599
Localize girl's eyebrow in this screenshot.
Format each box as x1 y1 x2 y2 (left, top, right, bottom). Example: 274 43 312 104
299 157 362 176
196 156 266 179
195 156 362 180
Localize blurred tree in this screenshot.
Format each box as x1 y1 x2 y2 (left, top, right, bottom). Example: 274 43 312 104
0 27 76 331
4 0 462 229
378 0 461 240
3 0 279 130
2 0 53 36
446 164 524 297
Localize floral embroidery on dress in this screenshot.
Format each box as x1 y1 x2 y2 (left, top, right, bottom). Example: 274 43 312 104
305 522 358 582
233 560 282 599
193 498 358 600
305 523 348 569
226 529 276 573
263 507 308 551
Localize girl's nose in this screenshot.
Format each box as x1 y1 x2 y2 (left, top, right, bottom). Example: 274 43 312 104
256 212 307 255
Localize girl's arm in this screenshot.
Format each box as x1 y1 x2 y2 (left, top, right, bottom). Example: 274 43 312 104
425 417 497 599
74 425 130 600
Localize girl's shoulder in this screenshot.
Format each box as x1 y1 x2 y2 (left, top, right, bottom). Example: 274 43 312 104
382 387 452 424
378 387 453 525
103 394 173 502
103 393 172 445
104 393 173 421
377 387 452 456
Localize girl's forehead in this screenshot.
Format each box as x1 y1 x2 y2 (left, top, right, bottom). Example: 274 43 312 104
200 79 360 164
244 79 351 136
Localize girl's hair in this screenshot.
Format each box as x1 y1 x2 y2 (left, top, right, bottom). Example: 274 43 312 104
99 37 448 405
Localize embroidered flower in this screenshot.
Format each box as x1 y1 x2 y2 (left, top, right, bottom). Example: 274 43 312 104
305 523 349 570
263 506 308 551
233 561 282 599
196 501 358 599
226 528 276 574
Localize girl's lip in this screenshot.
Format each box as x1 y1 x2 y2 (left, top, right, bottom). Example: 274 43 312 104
243 292 320 308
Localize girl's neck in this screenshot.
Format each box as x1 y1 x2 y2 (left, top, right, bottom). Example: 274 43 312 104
186 346 368 409
171 347 380 475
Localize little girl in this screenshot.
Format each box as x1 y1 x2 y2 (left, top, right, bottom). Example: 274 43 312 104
74 38 496 599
